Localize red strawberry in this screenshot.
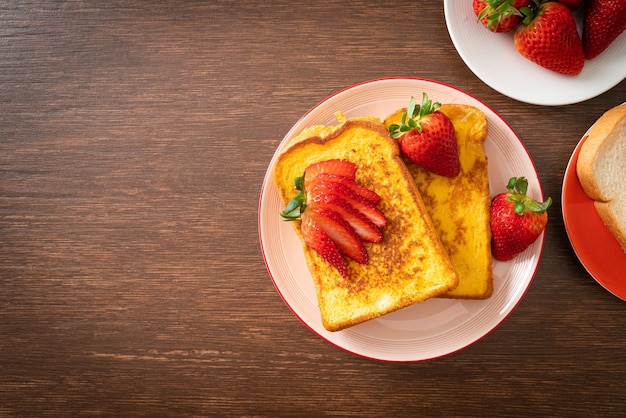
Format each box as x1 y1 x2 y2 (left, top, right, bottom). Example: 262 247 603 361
490 176 552 261
306 172 381 205
305 159 356 183
280 159 387 277
514 1 585 75
473 0 531 32
310 192 383 243
308 180 387 229
387 94 460 178
583 0 626 59
301 214 347 278
307 206 368 264
557 0 585 10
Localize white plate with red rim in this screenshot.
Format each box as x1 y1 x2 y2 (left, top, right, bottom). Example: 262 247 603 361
444 0 626 106
259 78 546 362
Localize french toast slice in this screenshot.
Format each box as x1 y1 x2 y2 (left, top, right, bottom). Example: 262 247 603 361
384 104 493 299
273 114 459 331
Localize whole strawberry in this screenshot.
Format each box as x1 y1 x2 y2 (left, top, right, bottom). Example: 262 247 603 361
514 0 585 75
583 0 626 59
490 177 552 261
473 0 531 32
387 94 460 178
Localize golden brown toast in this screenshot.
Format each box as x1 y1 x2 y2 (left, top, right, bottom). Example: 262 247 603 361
384 104 493 299
273 114 459 331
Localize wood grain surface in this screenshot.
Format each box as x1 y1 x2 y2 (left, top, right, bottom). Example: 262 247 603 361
1 1 625 416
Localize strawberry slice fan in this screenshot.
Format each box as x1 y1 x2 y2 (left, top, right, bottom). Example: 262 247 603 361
280 159 386 278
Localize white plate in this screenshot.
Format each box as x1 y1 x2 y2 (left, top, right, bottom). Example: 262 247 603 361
258 78 546 362
444 1 626 105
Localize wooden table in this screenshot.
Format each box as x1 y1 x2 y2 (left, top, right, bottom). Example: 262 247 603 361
2 1 625 416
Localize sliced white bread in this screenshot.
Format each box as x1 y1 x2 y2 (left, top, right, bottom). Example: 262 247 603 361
576 103 626 252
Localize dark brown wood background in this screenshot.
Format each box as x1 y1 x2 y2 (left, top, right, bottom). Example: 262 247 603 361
2 1 625 416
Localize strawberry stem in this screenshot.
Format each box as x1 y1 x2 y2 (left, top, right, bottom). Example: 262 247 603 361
387 93 441 139
477 0 524 30
280 173 307 220
505 176 552 215
519 0 541 26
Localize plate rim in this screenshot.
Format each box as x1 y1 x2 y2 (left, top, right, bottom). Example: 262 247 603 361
258 77 546 362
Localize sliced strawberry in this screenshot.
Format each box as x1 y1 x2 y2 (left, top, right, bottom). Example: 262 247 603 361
301 213 347 277
281 159 388 278
307 172 381 205
309 193 383 243
307 206 368 264
304 159 356 186
308 180 387 230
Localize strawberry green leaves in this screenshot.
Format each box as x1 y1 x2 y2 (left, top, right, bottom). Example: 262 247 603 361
388 94 441 139
280 174 307 220
505 176 552 215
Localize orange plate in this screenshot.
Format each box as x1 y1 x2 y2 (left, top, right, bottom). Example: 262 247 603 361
562 135 626 300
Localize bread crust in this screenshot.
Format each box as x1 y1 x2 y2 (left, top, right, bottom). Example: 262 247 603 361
576 104 626 201
576 103 626 252
595 201 626 252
